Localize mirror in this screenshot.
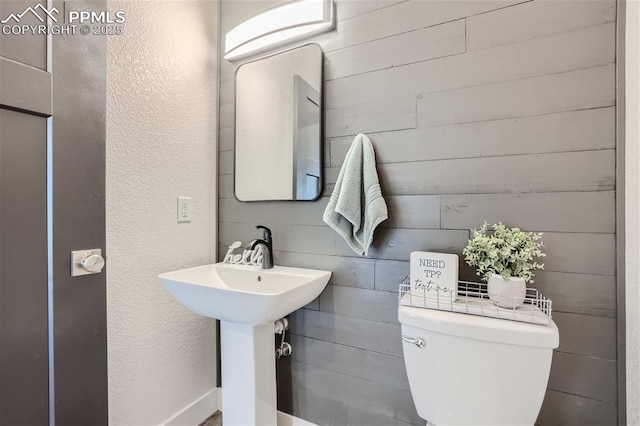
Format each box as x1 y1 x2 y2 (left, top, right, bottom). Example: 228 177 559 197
234 44 323 201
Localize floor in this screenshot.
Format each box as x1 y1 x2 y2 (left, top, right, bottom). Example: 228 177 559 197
199 411 222 426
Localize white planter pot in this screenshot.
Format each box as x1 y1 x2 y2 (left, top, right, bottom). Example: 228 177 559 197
487 274 526 309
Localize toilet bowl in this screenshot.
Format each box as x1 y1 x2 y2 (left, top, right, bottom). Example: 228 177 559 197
399 305 559 426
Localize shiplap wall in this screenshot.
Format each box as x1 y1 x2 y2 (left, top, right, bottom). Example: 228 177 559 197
218 1 618 424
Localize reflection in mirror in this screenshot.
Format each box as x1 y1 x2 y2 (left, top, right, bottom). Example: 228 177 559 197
234 44 323 201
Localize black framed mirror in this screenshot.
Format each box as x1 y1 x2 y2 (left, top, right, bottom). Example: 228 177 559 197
234 43 323 201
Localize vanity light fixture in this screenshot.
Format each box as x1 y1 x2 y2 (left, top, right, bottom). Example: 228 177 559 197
224 0 334 61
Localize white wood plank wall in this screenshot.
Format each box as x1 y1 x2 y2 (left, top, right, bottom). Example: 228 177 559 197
218 1 618 424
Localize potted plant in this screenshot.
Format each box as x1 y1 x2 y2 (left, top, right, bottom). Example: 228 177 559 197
463 223 545 308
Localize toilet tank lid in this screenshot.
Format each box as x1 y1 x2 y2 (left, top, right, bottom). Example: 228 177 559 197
398 305 559 349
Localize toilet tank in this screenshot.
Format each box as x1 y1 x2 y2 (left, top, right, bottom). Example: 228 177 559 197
399 305 559 426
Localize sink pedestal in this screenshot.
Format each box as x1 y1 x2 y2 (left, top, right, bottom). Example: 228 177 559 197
221 321 277 426
159 263 332 424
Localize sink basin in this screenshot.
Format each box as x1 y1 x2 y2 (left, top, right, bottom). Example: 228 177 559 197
158 262 331 325
159 261 331 425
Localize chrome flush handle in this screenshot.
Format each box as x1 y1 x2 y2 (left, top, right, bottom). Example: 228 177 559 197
402 335 425 348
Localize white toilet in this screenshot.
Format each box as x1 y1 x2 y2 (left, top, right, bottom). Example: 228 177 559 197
399 305 559 426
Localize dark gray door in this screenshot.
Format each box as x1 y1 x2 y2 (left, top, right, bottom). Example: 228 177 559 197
0 0 107 424
0 1 52 423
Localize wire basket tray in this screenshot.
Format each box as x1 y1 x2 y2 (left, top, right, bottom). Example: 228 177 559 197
398 276 552 325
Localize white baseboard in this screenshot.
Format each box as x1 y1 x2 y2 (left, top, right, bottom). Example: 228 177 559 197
162 388 221 426
160 387 315 426
277 410 317 426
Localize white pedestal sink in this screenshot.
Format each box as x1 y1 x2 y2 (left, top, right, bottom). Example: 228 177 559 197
158 263 332 426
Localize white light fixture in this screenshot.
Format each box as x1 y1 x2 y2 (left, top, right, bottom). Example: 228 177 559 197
224 0 334 61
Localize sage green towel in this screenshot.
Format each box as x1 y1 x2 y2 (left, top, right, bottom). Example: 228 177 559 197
323 133 388 256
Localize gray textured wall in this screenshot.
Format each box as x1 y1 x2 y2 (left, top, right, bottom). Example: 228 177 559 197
218 1 618 424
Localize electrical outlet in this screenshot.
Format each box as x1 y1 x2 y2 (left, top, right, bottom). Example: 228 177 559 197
177 197 191 223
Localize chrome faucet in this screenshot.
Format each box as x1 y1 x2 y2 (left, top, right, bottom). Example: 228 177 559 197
249 225 274 269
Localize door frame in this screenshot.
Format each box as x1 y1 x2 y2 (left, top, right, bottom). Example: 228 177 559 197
49 0 109 423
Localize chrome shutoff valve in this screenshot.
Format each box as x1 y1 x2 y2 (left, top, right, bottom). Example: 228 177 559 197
280 342 292 357
275 318 292 359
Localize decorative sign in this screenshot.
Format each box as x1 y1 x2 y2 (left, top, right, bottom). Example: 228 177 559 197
223 241 263 266
410 252 459 302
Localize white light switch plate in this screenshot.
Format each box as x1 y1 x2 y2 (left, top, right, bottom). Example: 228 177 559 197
178 197 191 223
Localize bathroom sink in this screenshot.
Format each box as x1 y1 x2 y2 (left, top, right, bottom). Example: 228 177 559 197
158 262 331 325
160 262 332 425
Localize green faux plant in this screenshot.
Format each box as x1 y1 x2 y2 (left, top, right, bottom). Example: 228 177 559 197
463 222 545 283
